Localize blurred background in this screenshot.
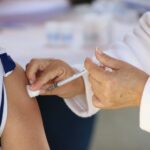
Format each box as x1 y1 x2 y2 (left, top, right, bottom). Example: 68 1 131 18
0 0 150 150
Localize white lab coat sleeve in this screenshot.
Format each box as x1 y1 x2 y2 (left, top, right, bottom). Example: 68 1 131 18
64 64 99 118
122 12 150 132
140 77 150 132
64 12 150 127
105 12 150 133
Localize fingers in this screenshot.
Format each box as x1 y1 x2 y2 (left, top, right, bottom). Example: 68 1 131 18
89 76 104 99
36 79 64 96
89 76 111 104
26 59 41 82
30 67 64 90
92 95 115 109
95 49 123 69
89 76 114 109
92 95 105 108
26 59 51 83
40 85 68 98
85 58 110 82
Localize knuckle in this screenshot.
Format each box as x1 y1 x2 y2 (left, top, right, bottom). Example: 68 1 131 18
26 71 31 78
26 64 32 72
26 69 32 77
30 59 38 64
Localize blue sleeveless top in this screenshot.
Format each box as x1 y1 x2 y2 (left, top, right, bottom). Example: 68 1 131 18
0 51 16 136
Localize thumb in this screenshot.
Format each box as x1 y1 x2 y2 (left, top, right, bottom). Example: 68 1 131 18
95 49 122 69
84 57 109 82
84 57 99 73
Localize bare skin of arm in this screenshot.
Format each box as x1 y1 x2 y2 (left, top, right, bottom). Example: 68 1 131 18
1 64 50 150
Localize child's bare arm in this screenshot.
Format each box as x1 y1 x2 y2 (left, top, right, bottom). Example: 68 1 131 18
1 64 49 150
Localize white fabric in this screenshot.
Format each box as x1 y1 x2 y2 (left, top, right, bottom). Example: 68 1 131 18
0 49 16 136
26 85 40 98
65 72 99 117
65 12 150 132
0 61 7 136
140 77 150 132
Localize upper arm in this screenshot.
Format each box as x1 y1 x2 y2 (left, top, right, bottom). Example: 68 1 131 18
1 64 49 150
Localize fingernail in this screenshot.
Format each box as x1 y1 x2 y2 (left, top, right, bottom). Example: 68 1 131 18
95 48 103 55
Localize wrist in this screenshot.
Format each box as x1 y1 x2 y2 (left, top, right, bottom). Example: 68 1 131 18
77 76 85 95
73 68 85 95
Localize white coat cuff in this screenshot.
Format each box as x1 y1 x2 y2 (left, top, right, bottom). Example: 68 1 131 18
140 77 150 132
64 72 99 118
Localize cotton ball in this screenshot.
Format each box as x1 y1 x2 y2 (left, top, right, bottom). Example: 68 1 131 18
26 85 40 98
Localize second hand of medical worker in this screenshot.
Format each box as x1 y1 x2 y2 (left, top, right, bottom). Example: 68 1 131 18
27 69 87 97
47 69 87 90
26 59 85 98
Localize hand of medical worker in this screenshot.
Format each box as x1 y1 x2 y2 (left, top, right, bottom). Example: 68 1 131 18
26 59 85 98
85 49 149 109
